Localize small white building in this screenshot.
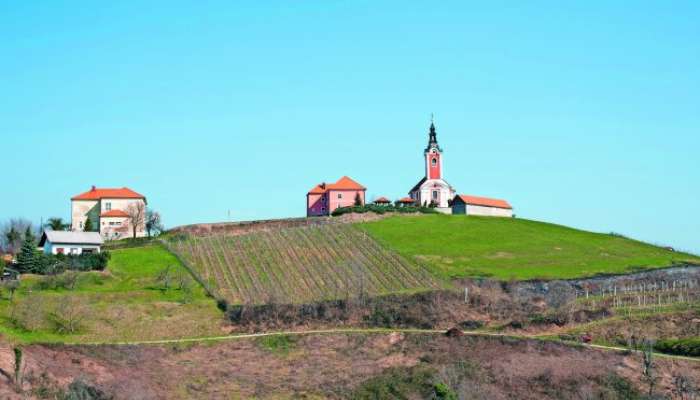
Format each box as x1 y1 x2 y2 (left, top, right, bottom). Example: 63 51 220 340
451 194 513 217
38 231 104 255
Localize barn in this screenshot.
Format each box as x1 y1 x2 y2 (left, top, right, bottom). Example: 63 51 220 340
452 194 513 217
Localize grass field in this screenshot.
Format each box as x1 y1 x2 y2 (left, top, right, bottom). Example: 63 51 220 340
0 245 223 344
165 224 441 305
360 215 700 280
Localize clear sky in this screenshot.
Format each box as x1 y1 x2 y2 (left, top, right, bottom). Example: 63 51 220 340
1 1 698 253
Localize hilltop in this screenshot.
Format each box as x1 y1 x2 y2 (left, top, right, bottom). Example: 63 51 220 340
361 215 700 280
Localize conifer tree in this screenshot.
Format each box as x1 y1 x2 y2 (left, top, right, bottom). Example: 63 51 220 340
354 192 363 206
15 233 37 273
83 216 93 232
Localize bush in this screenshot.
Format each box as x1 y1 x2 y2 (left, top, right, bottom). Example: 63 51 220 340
331 204 438 217
17 251 110 275
654 338 700 357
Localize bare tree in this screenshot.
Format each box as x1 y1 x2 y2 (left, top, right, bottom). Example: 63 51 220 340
641 339 657 397
48 296 88 334
145 209 163 237
1 218 35 254
125 202 146 239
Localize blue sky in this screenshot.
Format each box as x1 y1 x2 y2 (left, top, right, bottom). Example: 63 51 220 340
1 1 698 253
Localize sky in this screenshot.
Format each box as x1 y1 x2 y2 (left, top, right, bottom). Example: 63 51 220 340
1 1 698 254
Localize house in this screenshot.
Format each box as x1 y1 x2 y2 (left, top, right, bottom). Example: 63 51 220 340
452 194 513 217
307 176 366 216
373 197 391 205
38 230 103 255
71 186 147 240
408 122 456 211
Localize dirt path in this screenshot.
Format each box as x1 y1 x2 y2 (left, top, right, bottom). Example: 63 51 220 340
63 327 700 363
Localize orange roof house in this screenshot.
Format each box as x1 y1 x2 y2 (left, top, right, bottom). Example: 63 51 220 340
71 186 148 240
373 197 391 204
307 176 366 217
452 194 513 217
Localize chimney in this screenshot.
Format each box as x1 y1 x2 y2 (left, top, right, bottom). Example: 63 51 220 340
91 185 96 191
321 182 326 190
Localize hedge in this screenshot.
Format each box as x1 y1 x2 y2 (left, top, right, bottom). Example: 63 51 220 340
654 338 700 357
331 204 438 217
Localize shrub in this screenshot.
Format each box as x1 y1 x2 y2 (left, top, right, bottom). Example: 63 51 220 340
331 204 438 217
654 338 700 357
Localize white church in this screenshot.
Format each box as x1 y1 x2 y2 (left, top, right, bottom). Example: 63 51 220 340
408 121 513 217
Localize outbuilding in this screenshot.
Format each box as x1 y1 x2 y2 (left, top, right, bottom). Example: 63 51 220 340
38 231 104 255
452 194 513 217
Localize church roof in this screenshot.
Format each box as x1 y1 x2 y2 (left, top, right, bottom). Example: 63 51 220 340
409 177 455 194
308 176 366 194
454 194 512 210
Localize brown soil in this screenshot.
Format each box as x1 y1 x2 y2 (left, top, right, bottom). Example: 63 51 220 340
0 333 697 399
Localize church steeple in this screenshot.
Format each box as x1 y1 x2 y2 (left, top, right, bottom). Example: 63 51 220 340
425 117 442 153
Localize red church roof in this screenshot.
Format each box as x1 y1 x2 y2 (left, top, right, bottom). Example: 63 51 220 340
308 176 366 194
100 209 130 218
72 186 145 201
455 194 512 209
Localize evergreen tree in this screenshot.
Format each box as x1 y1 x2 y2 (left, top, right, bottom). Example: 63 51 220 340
15 234 37 273
354 193 363 206
83 216 93 232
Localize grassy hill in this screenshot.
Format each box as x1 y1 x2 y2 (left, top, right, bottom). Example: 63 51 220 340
165 223 441 305
0 246 223 343
360 215 700 280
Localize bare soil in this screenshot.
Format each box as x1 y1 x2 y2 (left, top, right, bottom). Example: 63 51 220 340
0 332 697 399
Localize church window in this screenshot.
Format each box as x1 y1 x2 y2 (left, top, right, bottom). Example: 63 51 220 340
431 158 437 166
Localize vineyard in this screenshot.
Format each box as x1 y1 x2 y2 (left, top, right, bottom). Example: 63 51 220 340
164 224 442 305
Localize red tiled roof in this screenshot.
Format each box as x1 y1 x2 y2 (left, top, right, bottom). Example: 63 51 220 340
72 186 145 201
397 197 415 203
455 194 512 209
100 209 129 218
374 197 391 203
308 176 366 194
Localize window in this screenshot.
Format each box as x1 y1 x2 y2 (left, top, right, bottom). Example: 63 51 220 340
431 158 437 166
105 202 112 211
71 248 79 255
79 221 84 229
56 248 64 254
432 190 438 200
338 193 342 199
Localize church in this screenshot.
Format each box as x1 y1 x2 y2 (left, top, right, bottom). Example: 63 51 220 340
408 121 513 217
408 121 456 211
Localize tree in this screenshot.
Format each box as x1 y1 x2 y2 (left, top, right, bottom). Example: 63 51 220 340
641 339 657 397
354 192 363 206
83 216 94 232
15 233 37 273
1 218 33 254
126 202 146 239
44 217 69 231
145 209 163 237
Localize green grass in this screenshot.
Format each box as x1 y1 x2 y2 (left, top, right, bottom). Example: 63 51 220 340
360 215 700 280
0 245 223 344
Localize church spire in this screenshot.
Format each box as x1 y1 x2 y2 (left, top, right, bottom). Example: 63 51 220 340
425 115 441 152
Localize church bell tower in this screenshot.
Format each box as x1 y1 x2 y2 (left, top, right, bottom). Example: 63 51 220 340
425 121 443 180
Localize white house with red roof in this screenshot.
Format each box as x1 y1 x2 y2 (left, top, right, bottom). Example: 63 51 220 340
307 176 366 216
71 186 147 240
452 194 513 217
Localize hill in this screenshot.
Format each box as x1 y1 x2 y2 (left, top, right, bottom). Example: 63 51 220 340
164 223 441 305
0 246 223 343
360 215 700 280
